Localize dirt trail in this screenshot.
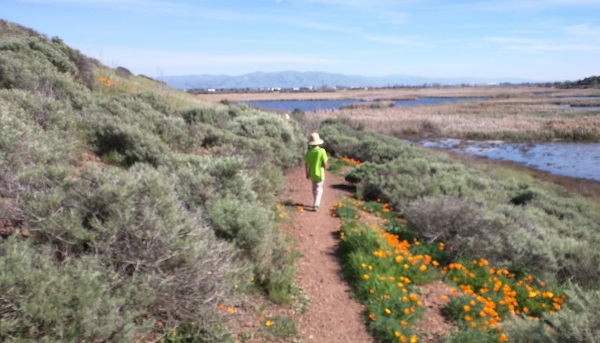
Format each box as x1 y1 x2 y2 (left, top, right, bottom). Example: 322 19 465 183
281 166 456 343
281 166 375 343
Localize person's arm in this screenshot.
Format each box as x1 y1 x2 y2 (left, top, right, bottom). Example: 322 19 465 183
323 161 329 171
305 162 310 179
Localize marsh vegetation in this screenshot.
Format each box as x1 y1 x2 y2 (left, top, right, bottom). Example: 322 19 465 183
2 17 600 343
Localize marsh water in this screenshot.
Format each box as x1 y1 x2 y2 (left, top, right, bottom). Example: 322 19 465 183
420 139 600 182
241 97 486 112
240 97 599 182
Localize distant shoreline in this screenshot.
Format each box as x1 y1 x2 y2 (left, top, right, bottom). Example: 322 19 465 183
197 85 600 102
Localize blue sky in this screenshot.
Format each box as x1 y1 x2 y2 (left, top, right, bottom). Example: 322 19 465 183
3 0 600 81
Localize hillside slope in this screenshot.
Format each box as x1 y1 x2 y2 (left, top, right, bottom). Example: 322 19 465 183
0 19 305 342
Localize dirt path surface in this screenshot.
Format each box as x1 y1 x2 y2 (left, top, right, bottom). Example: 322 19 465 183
279 166 457 343
281 166 375 343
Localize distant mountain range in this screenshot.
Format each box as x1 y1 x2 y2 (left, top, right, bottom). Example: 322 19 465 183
157 71 534 90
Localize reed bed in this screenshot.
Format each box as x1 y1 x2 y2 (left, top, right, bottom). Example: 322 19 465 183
308 98 600 141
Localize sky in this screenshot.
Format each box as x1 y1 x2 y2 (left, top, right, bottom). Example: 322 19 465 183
2 0 600 81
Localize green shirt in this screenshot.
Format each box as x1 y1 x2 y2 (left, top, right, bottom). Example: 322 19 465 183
304 146 328 182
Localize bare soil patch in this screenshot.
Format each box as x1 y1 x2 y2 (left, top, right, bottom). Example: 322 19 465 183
413 282 457 343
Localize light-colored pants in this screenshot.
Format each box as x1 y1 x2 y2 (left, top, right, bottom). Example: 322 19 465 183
312 180 324 208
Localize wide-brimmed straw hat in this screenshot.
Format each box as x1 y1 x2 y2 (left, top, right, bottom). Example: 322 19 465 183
308 132 324 146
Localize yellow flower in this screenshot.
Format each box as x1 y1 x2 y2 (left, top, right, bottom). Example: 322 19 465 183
419 265 427 272
464 305 471 312
278 213 284 218
265 321 273 327
385 308 391 314
410 335 418 343
368 313 376 321
363 274 370 280
227 307 235 313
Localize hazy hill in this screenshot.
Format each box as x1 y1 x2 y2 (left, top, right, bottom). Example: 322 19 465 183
159 70 532 90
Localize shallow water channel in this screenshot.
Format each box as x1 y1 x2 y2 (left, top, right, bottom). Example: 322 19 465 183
240 97 599 182
420 139 600 182
241 97 485 112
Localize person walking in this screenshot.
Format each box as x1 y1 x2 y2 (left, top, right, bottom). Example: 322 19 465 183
304 132 329 211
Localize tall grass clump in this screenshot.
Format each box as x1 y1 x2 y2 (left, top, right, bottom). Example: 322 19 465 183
0 19 306 341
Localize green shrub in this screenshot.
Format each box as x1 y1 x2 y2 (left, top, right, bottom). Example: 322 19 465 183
504 285 600 343
49 36 98 90
0 89 75 131
22 164 244 326
0 20 307 341
319 119 419 164
87 116 170 167
207 195 272 260
0 35 93 109
0 97 77 202
324 119 600 285
0 237 142 342
181 105 235 126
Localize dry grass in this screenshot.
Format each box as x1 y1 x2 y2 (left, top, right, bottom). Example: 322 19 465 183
306 94 600 141
199 86 600 140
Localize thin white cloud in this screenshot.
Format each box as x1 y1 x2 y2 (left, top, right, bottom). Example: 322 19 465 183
436 0 600 14
18 0 249 21
565 23 600 37
20 0 163 5
363 34 418 46
84 48 341 74
509 44 600 53
483 36 600 53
